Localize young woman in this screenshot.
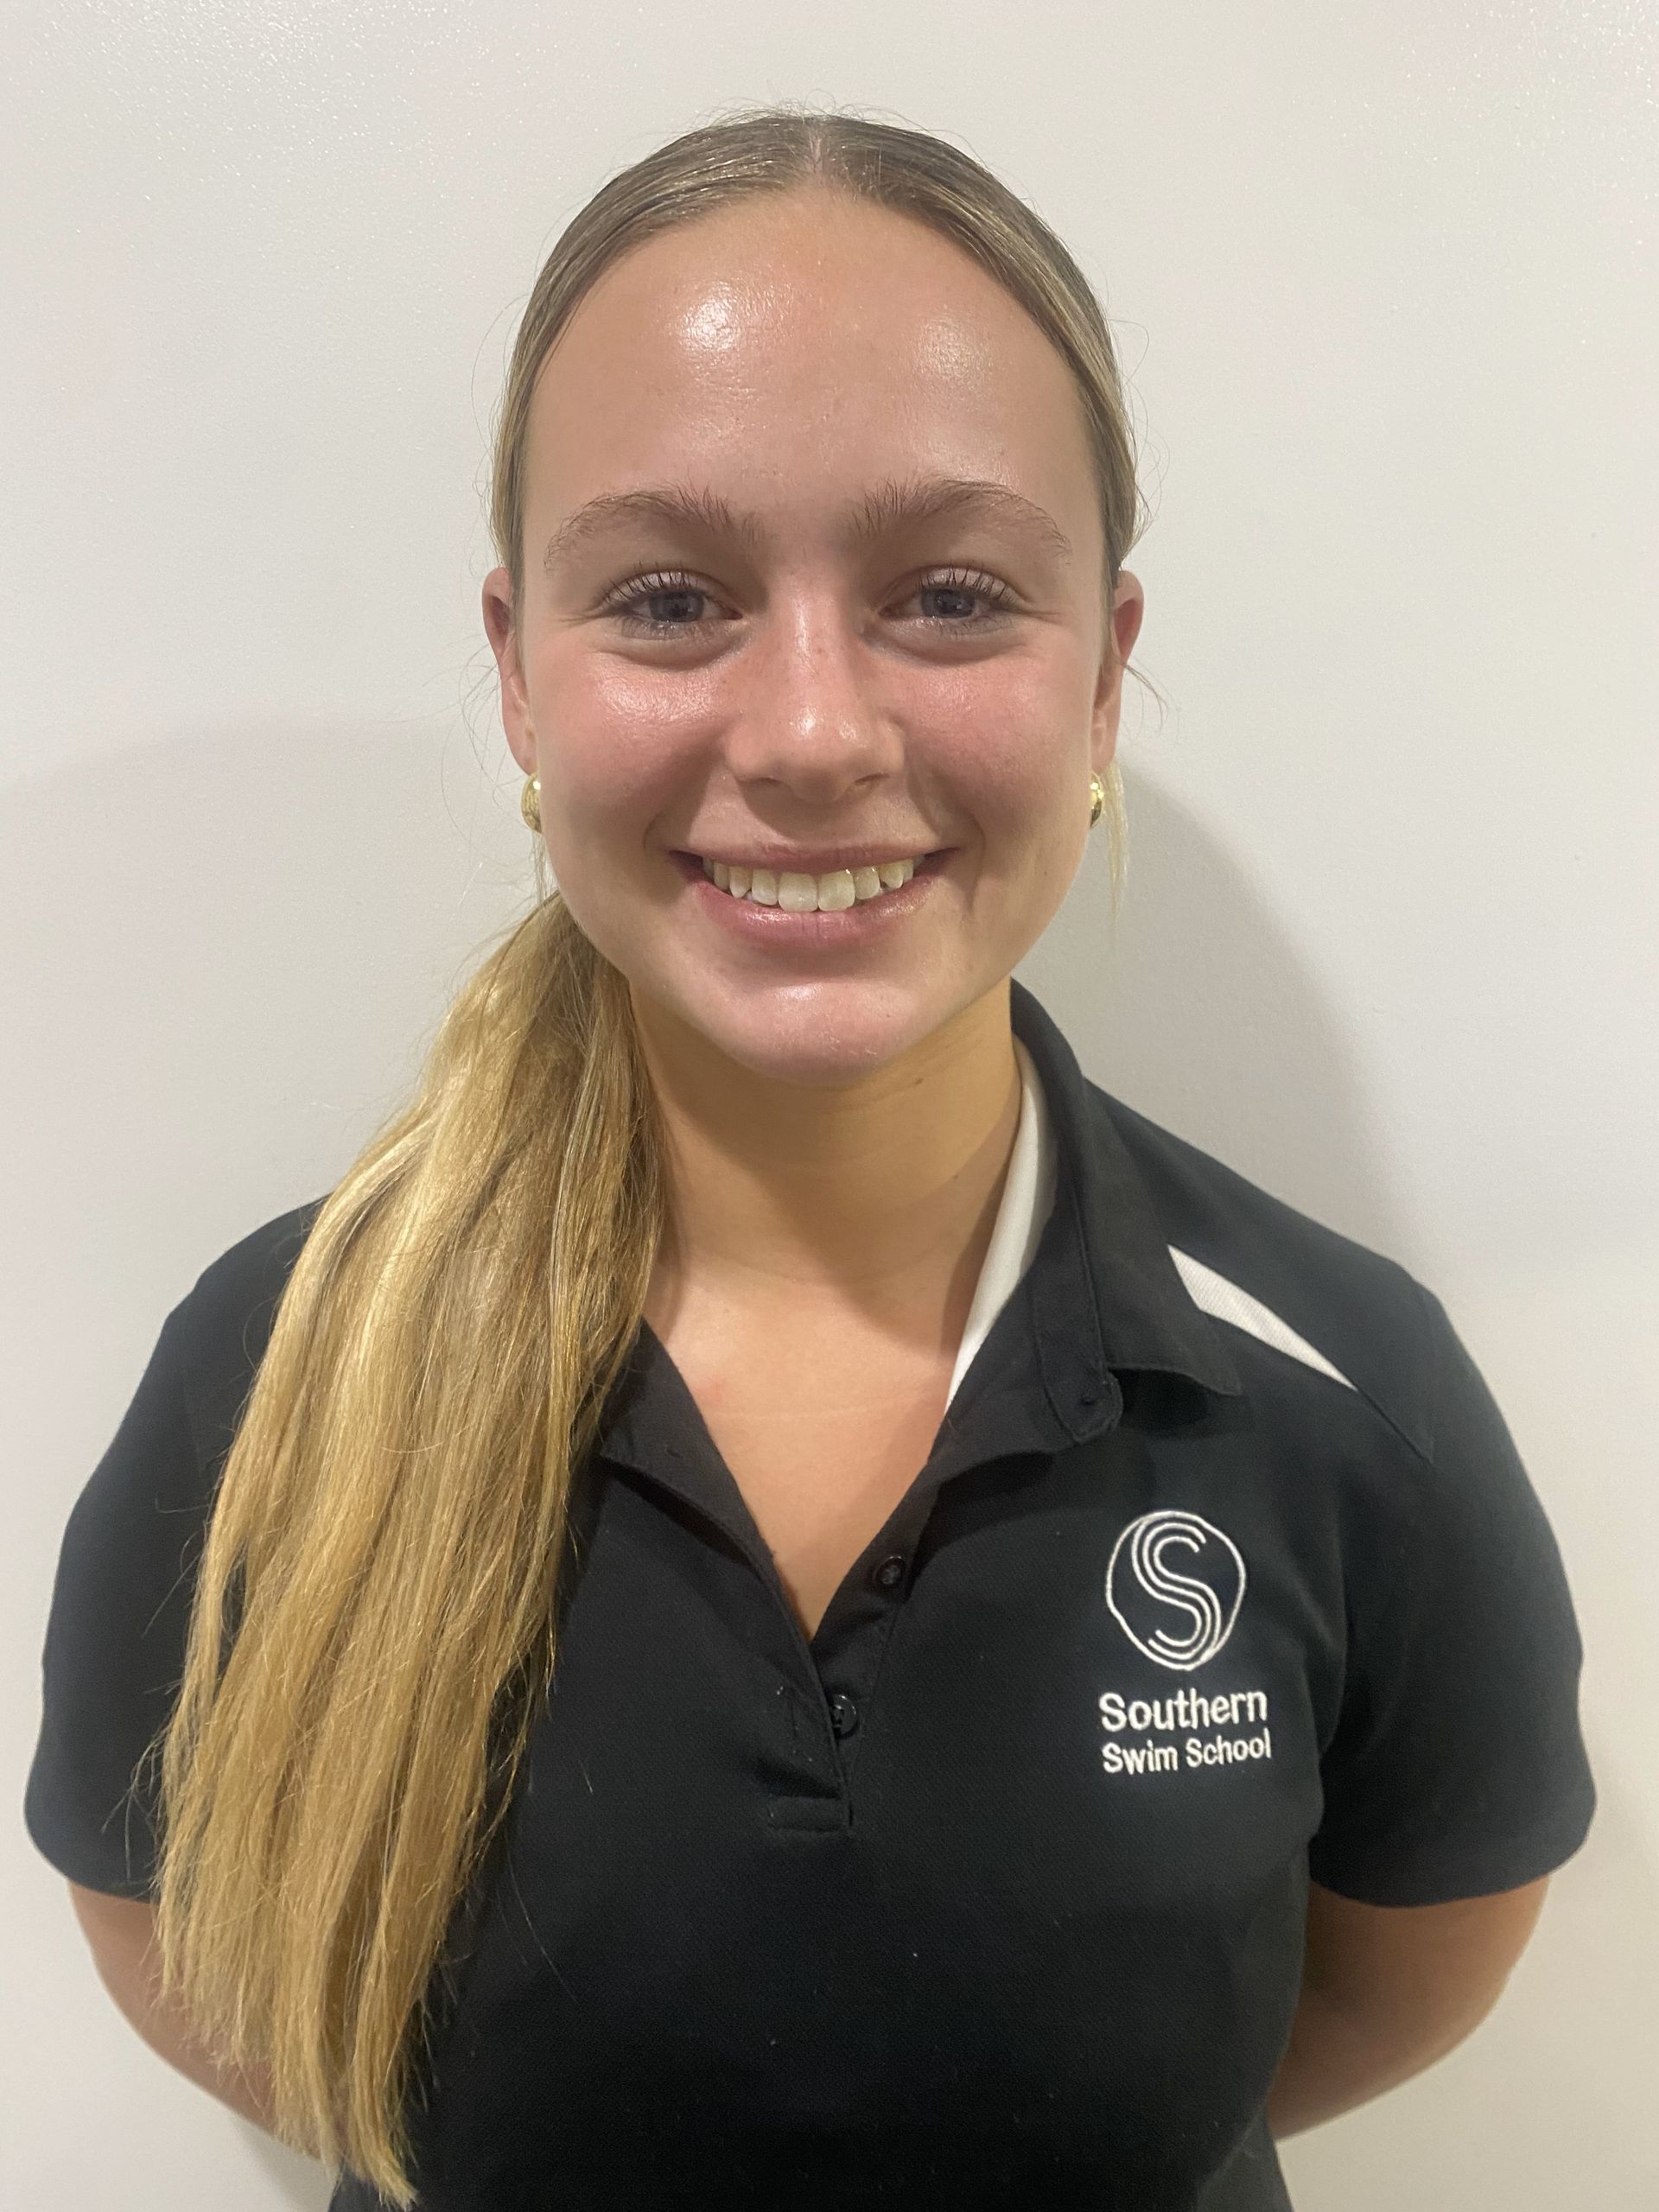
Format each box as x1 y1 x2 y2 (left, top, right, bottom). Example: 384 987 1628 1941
27 105 1595 2211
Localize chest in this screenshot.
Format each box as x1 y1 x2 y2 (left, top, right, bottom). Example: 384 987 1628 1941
425 1417 1328 2206
654 1317 956 1642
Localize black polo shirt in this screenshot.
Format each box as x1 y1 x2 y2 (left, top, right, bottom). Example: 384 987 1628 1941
25 979 1597 2211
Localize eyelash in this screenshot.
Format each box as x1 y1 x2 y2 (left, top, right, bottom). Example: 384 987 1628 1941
594 566 1018 638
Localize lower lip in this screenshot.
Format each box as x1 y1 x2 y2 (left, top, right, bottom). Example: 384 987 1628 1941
671 852 950 947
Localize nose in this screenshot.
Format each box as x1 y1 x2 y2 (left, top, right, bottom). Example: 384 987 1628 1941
719 591 905 803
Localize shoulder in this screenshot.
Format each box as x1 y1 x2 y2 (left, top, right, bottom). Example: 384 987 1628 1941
166 1194 331 1473
23 1195 329 1901
1079 1088 1595 1838
1084 1081 1448 1473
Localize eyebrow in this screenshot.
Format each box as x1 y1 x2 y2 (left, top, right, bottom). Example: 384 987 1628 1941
541 474 1075 577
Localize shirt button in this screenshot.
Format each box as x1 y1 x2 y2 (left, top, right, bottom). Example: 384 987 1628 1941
871 1554 907 1592
829 1691 860 1738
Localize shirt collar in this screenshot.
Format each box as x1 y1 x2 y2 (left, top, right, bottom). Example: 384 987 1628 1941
1008 977 1238 1407
944 1026 1056 1408
1007 977 1244 1429
594 982 1243 1511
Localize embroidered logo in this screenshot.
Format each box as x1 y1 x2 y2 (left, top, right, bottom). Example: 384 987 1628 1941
1105 1510 1246 1672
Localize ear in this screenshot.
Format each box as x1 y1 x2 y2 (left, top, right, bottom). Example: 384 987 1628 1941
1090 569 1145 779
482 566 537 779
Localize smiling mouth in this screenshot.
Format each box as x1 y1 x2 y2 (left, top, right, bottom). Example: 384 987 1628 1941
671 849 951 911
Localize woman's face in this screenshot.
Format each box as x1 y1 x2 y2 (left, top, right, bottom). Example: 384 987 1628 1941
484 188 1142 1088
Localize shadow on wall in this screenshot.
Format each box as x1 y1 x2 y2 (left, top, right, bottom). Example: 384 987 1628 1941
1276 1771 1658 2209
1020 768 1413 1264
0 717 531 1357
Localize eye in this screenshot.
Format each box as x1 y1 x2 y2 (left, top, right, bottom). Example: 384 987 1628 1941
907 567 1019 632
594 566 1020 638
595 570 717 637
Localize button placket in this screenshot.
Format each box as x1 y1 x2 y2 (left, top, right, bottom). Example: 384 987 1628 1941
807 1496 935 1786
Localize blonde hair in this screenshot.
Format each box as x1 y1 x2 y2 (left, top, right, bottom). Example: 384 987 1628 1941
143 101 1156 2205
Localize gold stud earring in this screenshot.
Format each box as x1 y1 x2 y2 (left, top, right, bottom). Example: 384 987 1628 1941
1088 771 1106 829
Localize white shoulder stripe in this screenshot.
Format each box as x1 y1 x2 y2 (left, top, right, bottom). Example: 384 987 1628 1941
1167 1246 1356 1391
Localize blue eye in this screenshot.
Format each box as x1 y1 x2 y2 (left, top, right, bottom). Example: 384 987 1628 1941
599 572 715 636
910 569 1018 631
595 567 1018 638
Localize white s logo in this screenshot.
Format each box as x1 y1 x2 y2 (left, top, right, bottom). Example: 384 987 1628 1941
1106 1510 1247 1671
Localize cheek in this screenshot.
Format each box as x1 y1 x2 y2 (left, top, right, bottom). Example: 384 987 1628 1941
945 722 1084 860
533 681 698 844
533 627 705 784
924 658 1087 808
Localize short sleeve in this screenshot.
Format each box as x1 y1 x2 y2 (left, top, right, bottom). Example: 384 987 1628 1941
24 1300 213 1900
1306 1284 1598 1906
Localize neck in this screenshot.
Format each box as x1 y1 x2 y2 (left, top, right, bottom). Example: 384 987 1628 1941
633 981 1023 1348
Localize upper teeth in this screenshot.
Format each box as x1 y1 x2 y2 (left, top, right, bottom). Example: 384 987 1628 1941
701 856 922 911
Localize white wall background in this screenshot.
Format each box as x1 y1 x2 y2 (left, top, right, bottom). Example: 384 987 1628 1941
4 3 1654 2205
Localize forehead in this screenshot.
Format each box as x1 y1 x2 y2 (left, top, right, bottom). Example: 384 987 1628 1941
523 192 1097 560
